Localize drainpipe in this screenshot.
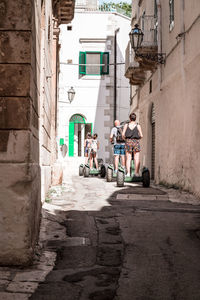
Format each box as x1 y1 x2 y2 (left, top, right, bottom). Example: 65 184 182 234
181 0 185 54
156 0 162 90
114 28 120 122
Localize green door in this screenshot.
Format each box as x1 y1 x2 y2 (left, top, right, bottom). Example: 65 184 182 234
69 122 74 157
68 115 93 157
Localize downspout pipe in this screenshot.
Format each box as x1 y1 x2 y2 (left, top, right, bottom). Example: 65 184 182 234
114 28 120 122
156 0 162 90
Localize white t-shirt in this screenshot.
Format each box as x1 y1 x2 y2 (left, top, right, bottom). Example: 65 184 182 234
91 139 98 152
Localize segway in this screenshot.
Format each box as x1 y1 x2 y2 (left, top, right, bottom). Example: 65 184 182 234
79 158 106 178
116 153 150 187
79 164 84 176
106 161 124 182
106 164 115 182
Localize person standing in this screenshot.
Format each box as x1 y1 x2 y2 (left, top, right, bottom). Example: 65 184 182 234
110 120 126 173
90 133 99 170
122 113 143 177
84 132 92 164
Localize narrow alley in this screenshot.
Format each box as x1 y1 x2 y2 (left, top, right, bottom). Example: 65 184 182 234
1 173 199 299
1 0 200 299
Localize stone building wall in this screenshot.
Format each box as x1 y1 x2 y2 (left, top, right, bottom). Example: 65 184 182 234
0 0 74 265
130 0 200 197
39 2 58 201
0 0 41 265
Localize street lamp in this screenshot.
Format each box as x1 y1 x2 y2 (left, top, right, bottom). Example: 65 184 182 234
129 24 144 51
67 86 75 103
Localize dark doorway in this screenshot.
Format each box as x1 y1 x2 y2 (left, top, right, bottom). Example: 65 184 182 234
151 103 155 180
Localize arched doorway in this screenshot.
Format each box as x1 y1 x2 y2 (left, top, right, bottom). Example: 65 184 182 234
69 114 92 157
151 103 155 180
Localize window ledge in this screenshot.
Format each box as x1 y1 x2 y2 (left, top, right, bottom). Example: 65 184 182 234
80 75 104 80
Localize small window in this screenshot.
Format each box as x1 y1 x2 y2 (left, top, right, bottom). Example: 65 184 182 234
48 17 51 43
141 11 145 31
67 26 72 31
154 0 157 18
169 0 174 31
79 51 109 76
149 80 152 94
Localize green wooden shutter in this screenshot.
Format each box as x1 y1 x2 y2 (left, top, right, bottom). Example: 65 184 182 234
68 122 74 156
101 52 109 75
79 52 86 74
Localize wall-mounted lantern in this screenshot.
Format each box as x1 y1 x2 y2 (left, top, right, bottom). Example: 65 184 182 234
129 24 144 51
67 86 75 103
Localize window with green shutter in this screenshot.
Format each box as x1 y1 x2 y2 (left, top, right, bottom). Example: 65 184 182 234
101 52 109 75
79 51 109 76
79 52 86 74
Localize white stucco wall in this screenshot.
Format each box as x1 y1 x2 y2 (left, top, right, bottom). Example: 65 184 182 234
58 11 131 162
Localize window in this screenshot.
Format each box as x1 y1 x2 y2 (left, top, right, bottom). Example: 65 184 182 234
141 11 145 31
48 17 51 43
67 26 72 31
149 80 152 94
79 51 109 75
154 0 157 18
169 0 174 31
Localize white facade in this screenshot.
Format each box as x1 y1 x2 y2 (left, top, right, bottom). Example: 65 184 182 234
58 10 131 163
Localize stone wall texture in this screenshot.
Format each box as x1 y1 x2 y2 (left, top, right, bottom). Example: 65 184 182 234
0 0 41 265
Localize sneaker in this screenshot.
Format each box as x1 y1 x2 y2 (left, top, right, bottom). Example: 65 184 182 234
114 170 117 174
126 173 130 177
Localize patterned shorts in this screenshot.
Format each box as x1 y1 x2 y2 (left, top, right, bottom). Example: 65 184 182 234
125 139 141 153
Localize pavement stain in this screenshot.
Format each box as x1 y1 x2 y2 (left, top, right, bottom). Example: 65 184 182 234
97 247 123 267
63 267 120 284
89 289 116 300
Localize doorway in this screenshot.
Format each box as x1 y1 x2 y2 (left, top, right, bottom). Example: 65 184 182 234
68 114 92 157
151 104 155 180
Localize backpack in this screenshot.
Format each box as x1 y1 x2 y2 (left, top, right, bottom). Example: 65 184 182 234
116 127 124 143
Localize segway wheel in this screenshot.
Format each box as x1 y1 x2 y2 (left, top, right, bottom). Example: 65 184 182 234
106 167 113 182
79 165 83 176
142 169 150 187
83 166 90 177
100 165 106 178
97 158 103 165
117 170 124 187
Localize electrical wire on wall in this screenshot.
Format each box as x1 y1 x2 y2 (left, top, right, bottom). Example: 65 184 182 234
60 62 125 66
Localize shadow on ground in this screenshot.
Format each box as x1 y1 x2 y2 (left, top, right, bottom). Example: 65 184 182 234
30 180 200 300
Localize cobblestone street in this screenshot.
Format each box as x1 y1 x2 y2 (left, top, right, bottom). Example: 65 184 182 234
0 174 200 300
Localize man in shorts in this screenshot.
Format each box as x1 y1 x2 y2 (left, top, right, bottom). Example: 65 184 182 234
110 120 125 173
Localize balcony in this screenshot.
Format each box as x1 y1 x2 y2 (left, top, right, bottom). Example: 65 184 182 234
125 15 158 86
125 42 146 86
53 0 75 25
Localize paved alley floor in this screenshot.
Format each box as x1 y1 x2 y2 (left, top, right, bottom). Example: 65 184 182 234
1 175 200 300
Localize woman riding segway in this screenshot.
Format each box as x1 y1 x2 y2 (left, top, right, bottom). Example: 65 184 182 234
122 113 143 177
